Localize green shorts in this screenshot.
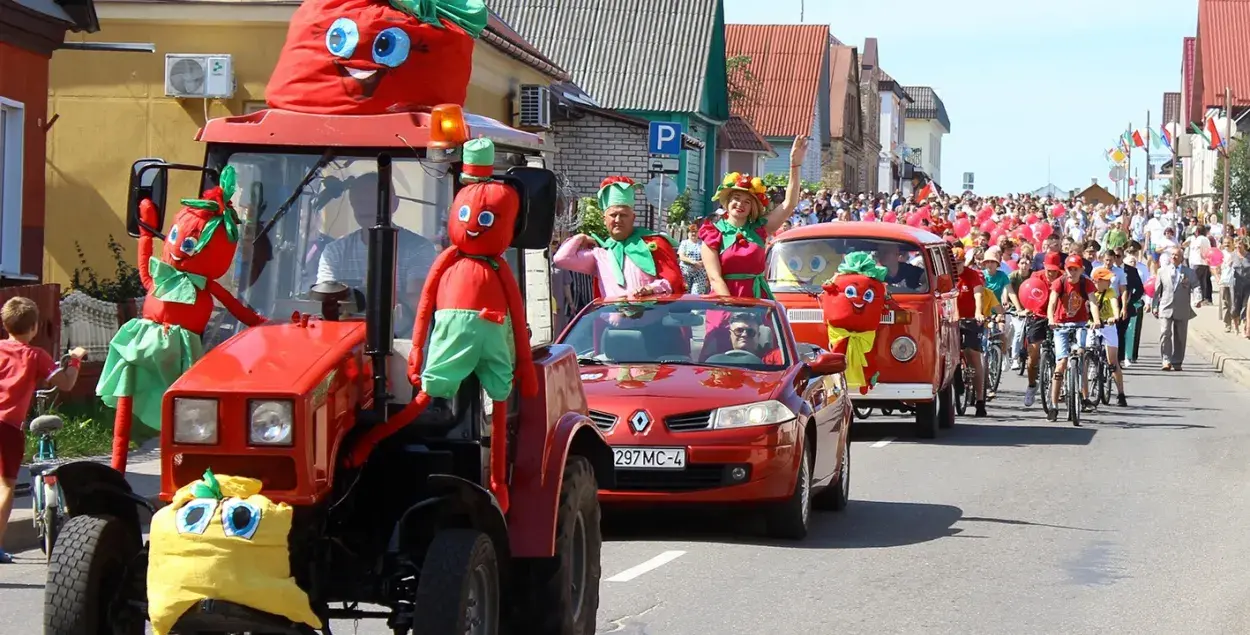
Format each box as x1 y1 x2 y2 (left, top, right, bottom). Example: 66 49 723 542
422 309 516 401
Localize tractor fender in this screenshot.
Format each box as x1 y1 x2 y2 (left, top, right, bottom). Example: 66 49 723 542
389 474 510 565
507 411 613 558
50 460 153 540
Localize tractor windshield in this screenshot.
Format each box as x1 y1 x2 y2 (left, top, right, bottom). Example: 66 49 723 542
199 150 519 349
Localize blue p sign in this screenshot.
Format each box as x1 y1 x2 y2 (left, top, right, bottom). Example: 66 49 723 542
648 121 684 156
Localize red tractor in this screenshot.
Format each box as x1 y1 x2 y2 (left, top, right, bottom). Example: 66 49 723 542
43 105 613 635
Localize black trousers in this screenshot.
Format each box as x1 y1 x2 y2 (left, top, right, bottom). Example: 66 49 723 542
1116 312 1130 363
1196 265 1213 303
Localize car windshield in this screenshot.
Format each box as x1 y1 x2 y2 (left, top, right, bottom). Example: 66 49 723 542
767 237 931 294
559 300 790 371
200 151 519 349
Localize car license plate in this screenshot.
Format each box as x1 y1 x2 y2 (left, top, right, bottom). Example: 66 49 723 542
613 447 686 470
880 311 895 325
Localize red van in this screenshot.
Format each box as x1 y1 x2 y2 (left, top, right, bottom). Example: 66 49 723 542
767 222 960 437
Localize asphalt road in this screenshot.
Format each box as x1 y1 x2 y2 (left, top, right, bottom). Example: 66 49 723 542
3 333 1249 635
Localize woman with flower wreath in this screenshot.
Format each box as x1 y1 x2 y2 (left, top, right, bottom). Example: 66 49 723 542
701 137 809 299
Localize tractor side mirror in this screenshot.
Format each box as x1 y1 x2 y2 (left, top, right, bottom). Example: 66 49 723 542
127 159 168 238
807 352 847 376
501 166 557 250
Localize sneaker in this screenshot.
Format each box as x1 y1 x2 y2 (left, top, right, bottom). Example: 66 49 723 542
975 402 988 417
1082 398 1097 412
1047 407 1059 422
0 550 13 564
1011 359 1022 371
1123 360 1134 369
1024 386 1036 407
1117 394 1128 407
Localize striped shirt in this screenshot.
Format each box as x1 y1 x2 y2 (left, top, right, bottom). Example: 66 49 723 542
316 229 439 296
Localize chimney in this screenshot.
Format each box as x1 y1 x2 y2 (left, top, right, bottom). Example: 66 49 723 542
1092 178 1098 185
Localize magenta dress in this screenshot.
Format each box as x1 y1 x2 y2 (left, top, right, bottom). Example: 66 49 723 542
698 217 771 361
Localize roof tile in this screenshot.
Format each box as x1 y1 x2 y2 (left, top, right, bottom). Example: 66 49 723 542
1198 0 1250 108
718 116 775 154
902 86 950 132
725 24 829 137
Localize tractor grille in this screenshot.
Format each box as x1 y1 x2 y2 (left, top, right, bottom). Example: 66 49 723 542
587 410 617 431
665 410 712 432
612 464 749 492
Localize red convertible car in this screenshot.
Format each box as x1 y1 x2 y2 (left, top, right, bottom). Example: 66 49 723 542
557 295 853 539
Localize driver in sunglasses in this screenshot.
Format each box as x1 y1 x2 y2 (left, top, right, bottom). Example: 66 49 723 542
725 313 783 365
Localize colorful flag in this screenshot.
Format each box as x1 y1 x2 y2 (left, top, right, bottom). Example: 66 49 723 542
916 181 937 200
1132 130 1146 148
1205 116 1225 150
1160 124 1174 150
1111 149 1126 164
1191 121 1212 147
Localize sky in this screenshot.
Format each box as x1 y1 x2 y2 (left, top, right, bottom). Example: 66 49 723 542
723 0 1198 194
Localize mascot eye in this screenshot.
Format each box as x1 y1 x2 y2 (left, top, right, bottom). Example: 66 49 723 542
477 210 496 227
175 499 218 535
221 499 262 540
326 17 360 59
457 205 471 222
843 285 859 299
372 28 411 68
786 256 802 272
167 226 179 244
809 255 828 273
180 237 198 253
863 289 876 303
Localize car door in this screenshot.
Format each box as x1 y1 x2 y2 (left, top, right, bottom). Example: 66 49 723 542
927 244 959 387
796 342 842 483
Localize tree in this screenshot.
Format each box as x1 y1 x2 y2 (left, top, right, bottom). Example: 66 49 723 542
576 197 607 239
1161 168 1182 196
727 55 759 111
1212 138 1250 226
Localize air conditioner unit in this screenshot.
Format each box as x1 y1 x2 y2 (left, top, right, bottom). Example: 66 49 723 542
165 54 235 99
518 84 552 130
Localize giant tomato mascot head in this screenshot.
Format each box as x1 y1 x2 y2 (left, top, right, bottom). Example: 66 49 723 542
448 138 520 256
266 0 487 114
163 166 243 281
819 252 889 334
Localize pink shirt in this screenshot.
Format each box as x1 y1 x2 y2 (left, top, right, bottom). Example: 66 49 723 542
553 237 673 299
0 339 55 428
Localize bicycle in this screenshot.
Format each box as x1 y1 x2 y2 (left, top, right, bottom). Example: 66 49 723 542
982 316 1005 398
26 353 74 560
1083 325 1115 407
954 319 981 416
1046 323 1089 427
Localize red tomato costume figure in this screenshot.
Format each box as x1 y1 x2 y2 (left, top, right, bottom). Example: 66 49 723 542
97 166 265 472
818 252 891 395
266 0 487 114
345 139 537 513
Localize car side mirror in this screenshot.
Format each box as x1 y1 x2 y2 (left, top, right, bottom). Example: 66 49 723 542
806 352 847 376
127 159 168 238
936 274 954 293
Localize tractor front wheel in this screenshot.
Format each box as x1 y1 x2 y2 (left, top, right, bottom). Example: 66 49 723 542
414 529 500 635
44 514 143 635
511 456 602 635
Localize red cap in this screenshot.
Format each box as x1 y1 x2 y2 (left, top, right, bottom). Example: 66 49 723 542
1044 252 1063 271
1064 254 1084 271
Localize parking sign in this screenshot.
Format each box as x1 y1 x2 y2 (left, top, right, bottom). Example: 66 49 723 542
648 122 684 156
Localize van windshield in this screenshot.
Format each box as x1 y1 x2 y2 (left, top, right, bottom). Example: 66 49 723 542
767 237 930 295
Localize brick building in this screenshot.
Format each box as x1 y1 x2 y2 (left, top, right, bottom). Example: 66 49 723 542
859 38 884 194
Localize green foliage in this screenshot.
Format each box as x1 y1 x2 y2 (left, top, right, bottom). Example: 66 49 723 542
23 400 158 461
70 235 145 303
1212 139 1250 226
727 55 760 110
761 173 823 193
577 197 607 239
666 189 693 227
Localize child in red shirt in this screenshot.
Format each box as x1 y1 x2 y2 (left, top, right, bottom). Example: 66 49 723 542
952 248 988 417
0 297 86 563
1046 255 1102 422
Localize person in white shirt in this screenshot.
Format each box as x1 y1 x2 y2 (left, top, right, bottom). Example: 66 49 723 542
1186 225 1214 304
1218 235 1243 332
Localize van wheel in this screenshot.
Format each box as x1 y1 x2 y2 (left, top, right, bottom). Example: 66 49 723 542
937 382 956 429
414 529 500 635
511 456 601 635
914 399 939 439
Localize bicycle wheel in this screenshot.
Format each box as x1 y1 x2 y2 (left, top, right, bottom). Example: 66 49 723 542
1100 356 1114 405
1067 359 1081 426
1084 351 1102 412
986 345 1003 397
1039 352 1055 416
954 365 968 416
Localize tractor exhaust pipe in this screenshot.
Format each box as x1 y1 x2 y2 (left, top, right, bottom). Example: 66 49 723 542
365 153 397 420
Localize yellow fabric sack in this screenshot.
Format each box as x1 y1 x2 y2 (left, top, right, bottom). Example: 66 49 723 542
828 325 877 389
147 470 323 635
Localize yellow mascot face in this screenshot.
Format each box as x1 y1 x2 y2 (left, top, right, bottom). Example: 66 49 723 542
769 239 844 287
146 470 323 635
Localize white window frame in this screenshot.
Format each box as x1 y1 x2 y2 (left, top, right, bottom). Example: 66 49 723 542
0 97 25 277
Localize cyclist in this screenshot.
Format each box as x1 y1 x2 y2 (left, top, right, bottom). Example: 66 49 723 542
1021 253 1064 406
980 247 1016 364
1091 267 1128 406
952 248 988 417
1047 255 1103 421
0 297 87 564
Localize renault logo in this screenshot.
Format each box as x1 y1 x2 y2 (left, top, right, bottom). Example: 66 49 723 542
629 410 651 433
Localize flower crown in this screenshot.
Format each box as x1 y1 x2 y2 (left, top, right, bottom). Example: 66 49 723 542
714 172 769 211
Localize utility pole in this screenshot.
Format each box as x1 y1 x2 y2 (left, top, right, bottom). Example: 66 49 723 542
1223 86 1233 224
799 0 804 22
1145 110 1151 206
1126 122 1133 205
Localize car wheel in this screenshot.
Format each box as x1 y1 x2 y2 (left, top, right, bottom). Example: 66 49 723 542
937 381 956 430
813 435 849 512
765 442 812 540
913 397 939 439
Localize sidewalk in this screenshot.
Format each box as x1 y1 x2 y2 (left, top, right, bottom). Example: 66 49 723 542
3 442 162 553
1184 303 1250 388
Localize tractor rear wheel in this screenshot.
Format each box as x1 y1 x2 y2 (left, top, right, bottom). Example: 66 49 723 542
511 456 601 635
414 529 500 635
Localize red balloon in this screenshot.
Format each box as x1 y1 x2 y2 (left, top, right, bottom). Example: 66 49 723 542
979 220 996 233
883 211 898 223
907 213 924 227
990 228 1007 244
862 211 877 222
1019 224 1035 243
976 208 994 225
1050 205 1065 219
1144 276 1158 298
953 218 972 238
1025 214 1039 224
1033 223 1053 242
1018 274 1051 315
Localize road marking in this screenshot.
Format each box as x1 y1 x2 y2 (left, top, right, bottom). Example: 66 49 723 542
870 437 896 448
606 550 686 582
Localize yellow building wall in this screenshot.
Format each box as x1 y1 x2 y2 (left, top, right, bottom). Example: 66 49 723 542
47 16 551 287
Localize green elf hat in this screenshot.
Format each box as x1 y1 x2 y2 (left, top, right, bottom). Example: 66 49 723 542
597 176 637 210
460 137 495 184
388 0 488 39
837 251 889 281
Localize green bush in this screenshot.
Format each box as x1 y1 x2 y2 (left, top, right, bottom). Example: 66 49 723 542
70 235 145 303
22 400 158 461
667 190 693 227
577 197 607 238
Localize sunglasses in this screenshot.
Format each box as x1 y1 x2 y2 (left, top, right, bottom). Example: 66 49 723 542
730 327 758 337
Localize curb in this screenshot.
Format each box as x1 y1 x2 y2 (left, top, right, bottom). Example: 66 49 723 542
1188 325 1250 389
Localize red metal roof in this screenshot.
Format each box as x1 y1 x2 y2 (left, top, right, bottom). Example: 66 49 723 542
1198 0 1250 108
725 24 829 138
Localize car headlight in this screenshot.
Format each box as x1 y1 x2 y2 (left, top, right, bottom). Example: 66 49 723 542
891 336 918 362
710 400 796 429
173 398 218 444
249 400 294 446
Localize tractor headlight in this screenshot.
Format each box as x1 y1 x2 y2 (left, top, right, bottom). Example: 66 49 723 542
891 336 918 362
173 398 218 444
710 400 796 429
249 400 294 446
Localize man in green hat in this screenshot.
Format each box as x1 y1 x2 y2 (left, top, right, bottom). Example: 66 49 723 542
553 176 685 299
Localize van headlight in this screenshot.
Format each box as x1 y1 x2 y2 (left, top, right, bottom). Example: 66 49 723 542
249 400 294 446
173 398 218 444
709 400 796 429
891 336 918 362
